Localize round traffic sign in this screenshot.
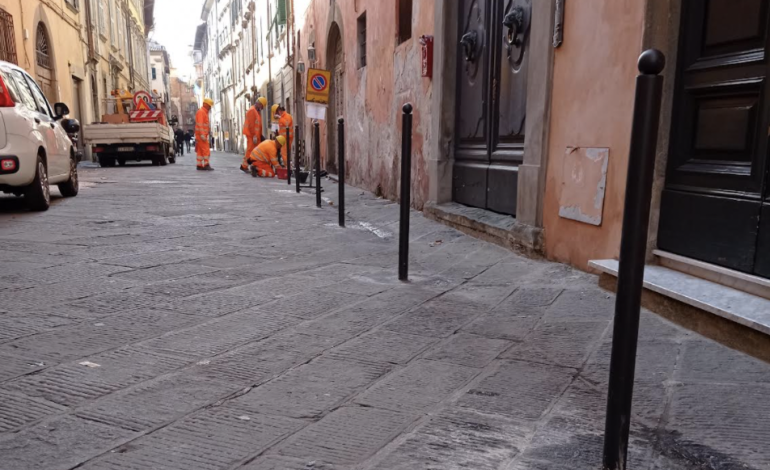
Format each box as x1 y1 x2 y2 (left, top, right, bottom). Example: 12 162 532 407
310 74 328 92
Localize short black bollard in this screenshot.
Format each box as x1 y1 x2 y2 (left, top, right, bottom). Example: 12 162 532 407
602 49 665 470
314 122 322 208
338 117 345 227
398 103 413 281
295 125 301 194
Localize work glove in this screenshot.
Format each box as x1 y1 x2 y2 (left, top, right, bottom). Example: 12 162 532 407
252 136 258 145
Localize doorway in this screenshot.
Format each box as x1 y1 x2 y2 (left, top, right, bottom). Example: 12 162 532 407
326 22 343 173
658 0 770 278
35 22 55 102
452 0 531 216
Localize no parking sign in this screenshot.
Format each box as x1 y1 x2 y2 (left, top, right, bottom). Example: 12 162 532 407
306 68 331 104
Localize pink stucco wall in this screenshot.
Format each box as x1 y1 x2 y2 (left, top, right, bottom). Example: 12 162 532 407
542 0 646 270
297 0 434 209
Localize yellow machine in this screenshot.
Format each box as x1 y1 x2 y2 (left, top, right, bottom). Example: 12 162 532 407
110 89 134 115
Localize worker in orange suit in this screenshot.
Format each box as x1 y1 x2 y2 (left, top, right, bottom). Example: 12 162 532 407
241 96 267 173
195 98 214 171
272 104 294 165
246 136 286 178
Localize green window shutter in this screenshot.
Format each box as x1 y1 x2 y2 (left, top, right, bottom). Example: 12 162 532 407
276 0 287 26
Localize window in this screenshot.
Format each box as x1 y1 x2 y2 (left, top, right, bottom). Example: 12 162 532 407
98 0 106 37
65 0 79 11
25 74 53 117
109 0 116 44
117 7 124 55
0 68 19 102
9 70 37 111
0 9 18 64
152 67 156 80
357 13 367 68
397 0 412 44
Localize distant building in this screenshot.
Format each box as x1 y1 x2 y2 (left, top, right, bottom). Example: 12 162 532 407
148 40 171 116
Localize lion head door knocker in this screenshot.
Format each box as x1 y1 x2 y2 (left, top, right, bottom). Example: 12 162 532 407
503 0 531 72
459 0 486 85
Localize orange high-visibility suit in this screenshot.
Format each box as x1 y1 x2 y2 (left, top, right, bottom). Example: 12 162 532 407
194 107 211 168
246 140 284 178
241 106 263 170
278 111 294 164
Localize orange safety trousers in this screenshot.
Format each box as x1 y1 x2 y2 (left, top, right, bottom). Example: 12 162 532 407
278 113 294 164
242 107 263 170
195 108 211 168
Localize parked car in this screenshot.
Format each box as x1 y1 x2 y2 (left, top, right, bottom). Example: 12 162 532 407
0 61 80 211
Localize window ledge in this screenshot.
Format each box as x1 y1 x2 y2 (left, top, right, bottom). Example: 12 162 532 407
65 2 79 14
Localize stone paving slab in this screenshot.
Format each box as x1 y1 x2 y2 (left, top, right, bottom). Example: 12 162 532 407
0 152 767 470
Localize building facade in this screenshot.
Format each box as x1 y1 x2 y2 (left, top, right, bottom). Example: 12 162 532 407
169 72 197 133
149 39 170 111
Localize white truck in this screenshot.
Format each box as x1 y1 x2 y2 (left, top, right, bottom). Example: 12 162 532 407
82 122 175 167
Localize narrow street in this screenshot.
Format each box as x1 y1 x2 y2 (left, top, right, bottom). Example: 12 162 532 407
0 152 766 469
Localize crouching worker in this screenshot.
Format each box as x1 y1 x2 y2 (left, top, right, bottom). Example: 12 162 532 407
245 136 286 178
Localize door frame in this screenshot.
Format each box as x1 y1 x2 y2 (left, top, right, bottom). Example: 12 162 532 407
430 0 557 228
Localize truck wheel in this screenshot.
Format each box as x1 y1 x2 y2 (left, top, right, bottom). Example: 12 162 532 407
168 157 176 164
58 156 79 198
159 155 168 166
117 159 126 167
25 155 50 212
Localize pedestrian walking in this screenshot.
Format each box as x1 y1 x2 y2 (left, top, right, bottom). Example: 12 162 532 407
195 98 214 171
174 127 185 156
244 136 285 178
241 96 267 173
184 131 192 153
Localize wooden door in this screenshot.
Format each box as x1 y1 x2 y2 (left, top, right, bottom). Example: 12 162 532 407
658 0 770 277
453 0 530 216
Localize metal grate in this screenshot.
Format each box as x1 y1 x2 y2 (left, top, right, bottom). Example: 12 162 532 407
0 9 17 64
36 23 52 70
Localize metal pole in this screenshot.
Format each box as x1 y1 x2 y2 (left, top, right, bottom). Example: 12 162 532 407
338 117 345 227
398 103 413 281
602 49 665 470
287 128 292 185
314 122 321 208
295 124 301 193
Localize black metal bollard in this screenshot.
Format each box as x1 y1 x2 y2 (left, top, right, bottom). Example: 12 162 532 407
286 131 292 185
338 117 345 227
398 103 413 281
314 122 322 208
295 125 301 193
602 49 665 470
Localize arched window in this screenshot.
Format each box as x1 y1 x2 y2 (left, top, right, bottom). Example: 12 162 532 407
35 23 51 70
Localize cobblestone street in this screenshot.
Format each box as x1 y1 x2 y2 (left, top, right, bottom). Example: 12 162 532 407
0 151 767 470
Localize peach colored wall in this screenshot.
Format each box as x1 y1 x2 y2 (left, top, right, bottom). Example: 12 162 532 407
297 0 434 208
543 0 646 270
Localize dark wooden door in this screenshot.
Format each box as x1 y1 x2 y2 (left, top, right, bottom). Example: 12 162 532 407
659 0 770 277
453 0 530 216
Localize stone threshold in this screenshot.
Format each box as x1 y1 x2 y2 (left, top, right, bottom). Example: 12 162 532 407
424 202 544 256
590 259 770 362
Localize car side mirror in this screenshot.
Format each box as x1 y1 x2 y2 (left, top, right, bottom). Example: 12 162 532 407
61 118 80 134
54 102 70 120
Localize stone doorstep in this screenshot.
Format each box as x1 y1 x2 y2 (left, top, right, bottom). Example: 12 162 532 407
590 259 770 362
424 202 544 256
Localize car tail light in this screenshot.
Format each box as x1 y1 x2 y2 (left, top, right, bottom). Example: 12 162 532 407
1 158 16 171
0 75 15 108
146 145 159 152
93 146 105 153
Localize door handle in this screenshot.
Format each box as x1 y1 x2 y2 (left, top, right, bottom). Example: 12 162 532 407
460 31 478 63
34 118 41 124
503 6 525 47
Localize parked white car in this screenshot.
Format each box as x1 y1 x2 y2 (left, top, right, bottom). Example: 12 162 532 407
0 61 79 211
